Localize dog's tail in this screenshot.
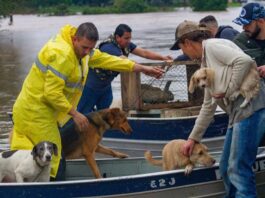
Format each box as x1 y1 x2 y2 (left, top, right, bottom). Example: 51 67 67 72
144 151 163 167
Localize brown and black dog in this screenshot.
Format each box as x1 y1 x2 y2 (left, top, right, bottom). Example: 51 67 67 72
62 108 132 179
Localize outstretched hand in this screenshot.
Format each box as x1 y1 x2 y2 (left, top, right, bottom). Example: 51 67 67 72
142 66 165 79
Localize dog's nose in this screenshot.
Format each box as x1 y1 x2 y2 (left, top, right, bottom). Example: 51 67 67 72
46 155 51 161
212 159 216 164
202 85 205 88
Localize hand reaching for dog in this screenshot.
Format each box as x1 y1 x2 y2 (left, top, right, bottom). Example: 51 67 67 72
133 63 165 79
69 108 89 132
142 66 165 79
182 139 195 156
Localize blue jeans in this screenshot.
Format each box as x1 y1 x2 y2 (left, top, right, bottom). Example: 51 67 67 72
219 108 265 198
77 85 113 114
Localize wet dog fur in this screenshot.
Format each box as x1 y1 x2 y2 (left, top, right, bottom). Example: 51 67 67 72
62 108 132 179
188 66 260 108
145 139 215 175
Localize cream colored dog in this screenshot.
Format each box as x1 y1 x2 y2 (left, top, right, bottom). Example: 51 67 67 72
189 66 260 108
145 139 215 175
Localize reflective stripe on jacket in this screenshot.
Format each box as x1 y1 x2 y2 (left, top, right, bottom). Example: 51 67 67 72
11 24 135 177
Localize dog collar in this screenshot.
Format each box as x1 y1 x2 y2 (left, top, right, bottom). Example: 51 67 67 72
86 115 101 129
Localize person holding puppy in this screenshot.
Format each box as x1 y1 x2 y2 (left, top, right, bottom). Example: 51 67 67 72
10 22 164 181
170 20 265 197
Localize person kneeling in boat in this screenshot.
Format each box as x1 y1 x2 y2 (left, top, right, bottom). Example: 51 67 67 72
170 20 265 198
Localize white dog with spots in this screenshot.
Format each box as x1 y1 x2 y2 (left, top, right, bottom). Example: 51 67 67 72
0 141 58 183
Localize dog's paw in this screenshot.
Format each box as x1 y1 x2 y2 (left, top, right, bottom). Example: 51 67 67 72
115 152 129 158
184 164 193 175
229 92 240 101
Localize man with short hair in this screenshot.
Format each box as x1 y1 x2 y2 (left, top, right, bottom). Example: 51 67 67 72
175 15 239 61
10 22 164 180
233 2 265 78
199 15 239 40
77 23 172 114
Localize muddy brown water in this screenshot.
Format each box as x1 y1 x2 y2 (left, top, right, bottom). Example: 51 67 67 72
0 7 242 145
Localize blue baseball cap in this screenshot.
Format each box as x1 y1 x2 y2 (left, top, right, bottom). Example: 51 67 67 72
233 3 265 26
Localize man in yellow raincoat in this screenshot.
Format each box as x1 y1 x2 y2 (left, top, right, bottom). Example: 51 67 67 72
10 22 164 180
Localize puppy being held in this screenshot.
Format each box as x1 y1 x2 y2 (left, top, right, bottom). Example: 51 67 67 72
188 66 260 108
0 141 58 183
145 139 215 175
62 108 132 179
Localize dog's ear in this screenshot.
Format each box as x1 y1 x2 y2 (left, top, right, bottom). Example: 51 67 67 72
188 75 196 93
31 145 38 159
205 68 214 86
108 108 122 122
52 143 58 156
110 108 121 114
200 143 208 151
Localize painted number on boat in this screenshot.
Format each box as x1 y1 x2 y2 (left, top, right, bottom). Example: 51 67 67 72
150 177 176 189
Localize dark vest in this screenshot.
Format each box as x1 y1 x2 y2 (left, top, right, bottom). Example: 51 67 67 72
233 32 265 66
93 35 130 80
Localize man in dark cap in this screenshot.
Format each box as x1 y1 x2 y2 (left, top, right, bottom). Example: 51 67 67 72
233 2 265 78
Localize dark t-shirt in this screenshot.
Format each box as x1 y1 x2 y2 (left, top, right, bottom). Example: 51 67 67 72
86 42 137 89
255 39 265 50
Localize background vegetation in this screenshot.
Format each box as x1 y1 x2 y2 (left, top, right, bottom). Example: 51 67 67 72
0 0 238 16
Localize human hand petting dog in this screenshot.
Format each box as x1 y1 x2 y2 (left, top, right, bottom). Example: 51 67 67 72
69 108 89 132
257 65 265 78
182 138 195 156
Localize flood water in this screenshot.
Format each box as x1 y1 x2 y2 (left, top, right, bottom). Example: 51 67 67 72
0 7 242 140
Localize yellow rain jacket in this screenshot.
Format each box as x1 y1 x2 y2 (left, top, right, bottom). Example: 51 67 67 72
11 25 134 177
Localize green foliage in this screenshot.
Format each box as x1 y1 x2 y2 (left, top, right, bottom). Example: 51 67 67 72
82 6 118 14
190 0 227 11
0 0 178 15
0 0 16 15
114 0 148 13
146 0 174 6
72 0 113 6
54 4 71 16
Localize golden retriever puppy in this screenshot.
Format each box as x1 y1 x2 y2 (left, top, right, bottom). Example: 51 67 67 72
145 139 215 175
189 66 260 108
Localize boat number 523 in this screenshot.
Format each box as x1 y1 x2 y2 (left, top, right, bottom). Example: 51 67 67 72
150 178 176 188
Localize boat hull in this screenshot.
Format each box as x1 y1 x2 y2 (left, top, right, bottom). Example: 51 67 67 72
104 112 228 140
100 136 225 158
1 149 265 198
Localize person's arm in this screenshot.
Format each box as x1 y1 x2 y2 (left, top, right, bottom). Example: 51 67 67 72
42 51 73 115
42 50 90 130
68 108 89 132
132 47 172 61
205 41 254 98
182 89 217 156
89 49 164 78
133 63 164 79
